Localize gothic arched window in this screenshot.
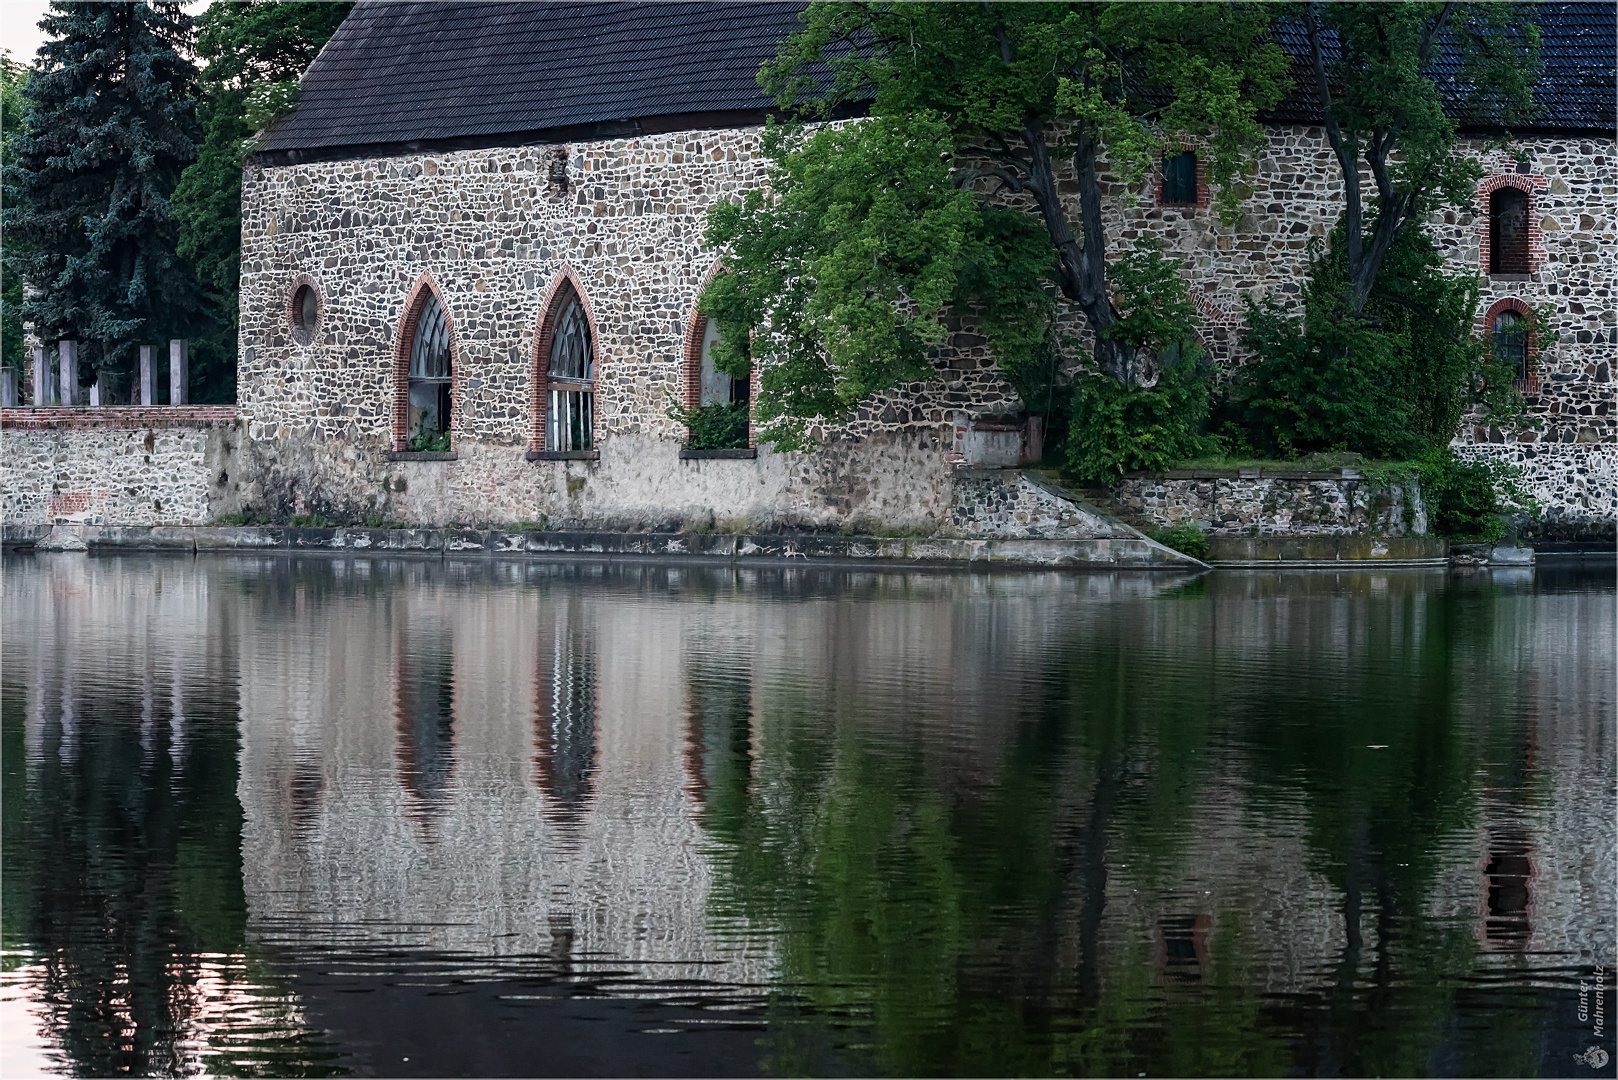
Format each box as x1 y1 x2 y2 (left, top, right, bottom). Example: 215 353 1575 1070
407 292 453 450
546 295 595 452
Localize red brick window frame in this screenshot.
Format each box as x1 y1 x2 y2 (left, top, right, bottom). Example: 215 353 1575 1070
680 262 758 449
287 273 323 347
529 267 602 454
391 272 458 452
1481 297 1538 392
1478 173 1546 278
1155 143 1209 209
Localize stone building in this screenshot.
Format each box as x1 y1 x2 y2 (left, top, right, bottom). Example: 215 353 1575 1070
4 1 1613 541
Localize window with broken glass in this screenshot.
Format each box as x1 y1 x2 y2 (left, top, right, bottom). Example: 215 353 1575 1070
546 297 595 451
1492 310 1528 380
408 294 453 450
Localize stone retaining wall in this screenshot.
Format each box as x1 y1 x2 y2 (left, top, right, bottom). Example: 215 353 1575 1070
1456 442 1617 541
949 469 1131 540
1 407 242 526
1115 471 1427 537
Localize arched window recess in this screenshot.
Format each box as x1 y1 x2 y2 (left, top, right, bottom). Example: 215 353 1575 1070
678 297 755 458
390 277 458 457
529 274 601 461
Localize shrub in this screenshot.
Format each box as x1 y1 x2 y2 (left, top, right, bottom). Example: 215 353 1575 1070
1234 225 1523 460
1066 344 1211 483
1414 447 1539 543
408 417 451 453
1149 522 1209 561
667 398 750 450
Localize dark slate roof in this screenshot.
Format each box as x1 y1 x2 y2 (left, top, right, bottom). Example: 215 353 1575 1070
256 1 810 160
258 0 1613 163
1266 2 1616 134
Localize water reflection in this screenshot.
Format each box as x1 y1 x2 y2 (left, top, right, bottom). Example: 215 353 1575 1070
1 555 1612 1077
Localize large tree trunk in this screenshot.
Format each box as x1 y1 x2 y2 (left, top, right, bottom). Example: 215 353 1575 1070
1018 117 1141 387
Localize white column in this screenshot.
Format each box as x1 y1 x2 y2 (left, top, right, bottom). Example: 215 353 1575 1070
32 346 49 405
57 340 77 406
140 344 155 405
169 338 188 405
88 379 100 406
1 367 17 407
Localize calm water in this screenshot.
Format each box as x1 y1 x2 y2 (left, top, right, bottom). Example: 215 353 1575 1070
2 554 1614 1078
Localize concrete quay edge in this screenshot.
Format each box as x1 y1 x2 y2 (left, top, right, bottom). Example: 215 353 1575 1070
1 524 1205 570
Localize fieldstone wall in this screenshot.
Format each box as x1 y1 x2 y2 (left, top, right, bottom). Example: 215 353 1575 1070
236 126 1020 531
1455 443 1616 541
1114 472 1427 537
225 123 1612 535
1 407 241 526
948 470 1130 540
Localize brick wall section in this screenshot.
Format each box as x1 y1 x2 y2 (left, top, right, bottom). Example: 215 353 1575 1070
1 406 238 430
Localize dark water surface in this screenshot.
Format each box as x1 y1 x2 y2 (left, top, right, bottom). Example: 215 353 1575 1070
2 554 1614 1078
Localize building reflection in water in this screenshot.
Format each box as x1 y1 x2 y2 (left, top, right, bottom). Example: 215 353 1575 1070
396 624 458 817
533 598 598 831
2 557 1612 1078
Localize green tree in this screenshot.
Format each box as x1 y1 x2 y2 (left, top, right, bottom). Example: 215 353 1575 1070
3 2 201 395
701 2 1289 450
1301 2 1540 317
1 52 29 375
172 1 351 404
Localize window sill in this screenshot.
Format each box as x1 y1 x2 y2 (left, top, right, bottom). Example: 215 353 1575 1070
1488 273 1533 281
526 449 599 461
679 447 757 460
387 450 458 461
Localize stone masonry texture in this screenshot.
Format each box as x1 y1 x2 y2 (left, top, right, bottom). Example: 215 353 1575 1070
3 124 1611 541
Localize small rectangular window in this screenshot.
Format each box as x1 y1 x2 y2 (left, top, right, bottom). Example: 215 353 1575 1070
1162 152 1197 205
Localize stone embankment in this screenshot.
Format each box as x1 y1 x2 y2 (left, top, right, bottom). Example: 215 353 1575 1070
0 522 1203 570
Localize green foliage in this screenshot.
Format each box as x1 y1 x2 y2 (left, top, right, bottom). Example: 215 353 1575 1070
1067 343 1211 484
1 54 27 373
172 1 352 404
701 112 1050 450
287 512 333 528
667 396 750 450
1149 522 1209 561
1415 447 1539 542
1303 3 1540 315
704 2 1289 447
407 417 450 453
1233 225 1523 460
3 2 202 389
242 79 301 132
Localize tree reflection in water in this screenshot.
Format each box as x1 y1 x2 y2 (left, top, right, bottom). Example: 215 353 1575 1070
697 572 1605 1078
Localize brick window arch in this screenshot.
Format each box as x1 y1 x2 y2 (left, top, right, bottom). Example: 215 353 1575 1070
1478 174 1546 277
529 267 602 457
1482 297 1537 390
1155 141 1208 208
391 273 458 452
680 262 756 450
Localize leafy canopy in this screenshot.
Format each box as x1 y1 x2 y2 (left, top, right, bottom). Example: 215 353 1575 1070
1302 1 1540 315
701 2 1289 450
172 1 352 403
3 1 201 387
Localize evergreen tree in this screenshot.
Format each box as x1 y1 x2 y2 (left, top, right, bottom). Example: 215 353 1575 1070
3 2 202 398
1 53 30 376
172 1 351 404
